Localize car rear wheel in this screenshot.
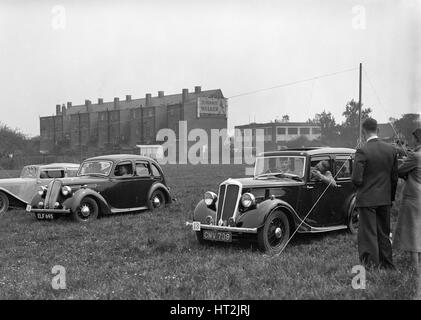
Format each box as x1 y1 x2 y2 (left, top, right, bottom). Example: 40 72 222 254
0 192 9 214
347 199 358 234
257 209 290 254
148 190 165 211
72 197 99 222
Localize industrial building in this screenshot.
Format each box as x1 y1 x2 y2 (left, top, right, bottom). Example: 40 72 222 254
235 121 322 151
39 86 228 155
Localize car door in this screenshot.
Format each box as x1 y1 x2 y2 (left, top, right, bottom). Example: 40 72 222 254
133 161 155 207
299 155 336 227
329 154 355 225
105 161 139 209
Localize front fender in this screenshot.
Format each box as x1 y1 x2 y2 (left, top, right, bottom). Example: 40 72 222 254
193 199 216 223
237 199 298 230
63 188 111 215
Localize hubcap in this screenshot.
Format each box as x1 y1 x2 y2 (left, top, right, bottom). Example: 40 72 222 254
274 227 283 239
80 204 90 217
153 196 161 208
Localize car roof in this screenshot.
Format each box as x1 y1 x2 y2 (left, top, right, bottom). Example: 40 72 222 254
84 154 155 163
260 147 356 157
24 163 80 169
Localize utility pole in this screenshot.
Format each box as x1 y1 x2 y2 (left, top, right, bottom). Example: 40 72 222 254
358 62 362 146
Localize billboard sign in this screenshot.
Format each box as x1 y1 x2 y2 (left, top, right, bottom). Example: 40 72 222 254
197 97 228 118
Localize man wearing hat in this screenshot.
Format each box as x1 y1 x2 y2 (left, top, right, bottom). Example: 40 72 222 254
352 118 399 269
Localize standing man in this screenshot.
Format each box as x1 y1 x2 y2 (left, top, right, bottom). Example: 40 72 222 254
352 118 398 269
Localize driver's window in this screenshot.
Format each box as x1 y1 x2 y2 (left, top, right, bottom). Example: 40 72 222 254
309 156 331 182
114 162 134 177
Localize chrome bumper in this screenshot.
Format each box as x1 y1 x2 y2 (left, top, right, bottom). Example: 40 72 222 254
186 221 258 234
30 208 71 214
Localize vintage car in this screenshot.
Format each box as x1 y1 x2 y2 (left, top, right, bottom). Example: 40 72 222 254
0 163 79 214
187 147 358 254
28 154 172 222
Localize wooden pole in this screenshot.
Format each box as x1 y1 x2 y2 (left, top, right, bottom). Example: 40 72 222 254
358 63 362 145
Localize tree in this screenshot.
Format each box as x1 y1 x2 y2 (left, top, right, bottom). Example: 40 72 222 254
281 115 289 122
309 110 339 146
392 113 420 145
340 99 372 147
0 122 27 157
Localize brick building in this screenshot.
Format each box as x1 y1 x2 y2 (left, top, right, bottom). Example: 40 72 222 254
39 86 228 154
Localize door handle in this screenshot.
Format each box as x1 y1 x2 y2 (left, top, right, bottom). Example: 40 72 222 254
306 185 314 190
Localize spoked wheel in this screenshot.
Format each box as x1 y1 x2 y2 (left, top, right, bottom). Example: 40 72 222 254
0 192 9 214
347 199 358 234
257 210 290 254
148 190 165 211
72 197 99 222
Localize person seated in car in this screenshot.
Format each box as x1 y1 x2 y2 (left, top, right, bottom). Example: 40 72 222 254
116 165 130 176
310 160 338 187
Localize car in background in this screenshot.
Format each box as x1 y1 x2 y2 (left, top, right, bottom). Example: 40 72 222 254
0 163 80 214
28 154 172 222
187 147 357 254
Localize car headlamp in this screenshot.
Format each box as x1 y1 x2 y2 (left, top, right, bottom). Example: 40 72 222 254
61 186 72 196
241 193 256 208
38 186 47 197
204 191 217 207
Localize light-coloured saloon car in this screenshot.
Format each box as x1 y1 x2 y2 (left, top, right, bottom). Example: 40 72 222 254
0 163 80 214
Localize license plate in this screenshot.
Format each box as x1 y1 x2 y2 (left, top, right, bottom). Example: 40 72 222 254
26 205 32 212
36 213 54 220
203 230 232 242
192 221 201 231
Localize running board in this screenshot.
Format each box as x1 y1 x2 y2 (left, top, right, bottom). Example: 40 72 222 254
299 225 348 233
110 206 148 214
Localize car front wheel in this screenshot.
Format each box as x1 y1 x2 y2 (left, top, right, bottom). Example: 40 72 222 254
72 197 99 222
257 209 290 254
0 192 9 214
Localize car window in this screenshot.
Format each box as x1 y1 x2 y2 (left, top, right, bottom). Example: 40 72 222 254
309 156 331 182
66 169 78 177
40 170 65 179
114 162 134 177
135 162 151 177
20 166 38 178
335 156 352 179
151 164 161 177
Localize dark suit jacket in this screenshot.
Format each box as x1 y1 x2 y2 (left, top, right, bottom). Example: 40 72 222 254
351 138 398 207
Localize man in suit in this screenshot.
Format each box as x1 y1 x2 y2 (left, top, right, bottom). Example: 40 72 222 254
352 118 398 269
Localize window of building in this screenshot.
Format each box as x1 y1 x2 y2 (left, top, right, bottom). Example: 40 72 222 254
288 127 298 135
277 127 286 135
300 128 310 135
312 127 321 135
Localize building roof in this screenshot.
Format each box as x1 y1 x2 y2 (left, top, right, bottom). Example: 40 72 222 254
45 88 224 117
235 122 320 129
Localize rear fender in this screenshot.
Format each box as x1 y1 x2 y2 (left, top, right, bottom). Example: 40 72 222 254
0 187 27 209
147 182 171 204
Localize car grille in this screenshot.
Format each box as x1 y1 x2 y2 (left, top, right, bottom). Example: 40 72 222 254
44 180 62 208
216 183 241 224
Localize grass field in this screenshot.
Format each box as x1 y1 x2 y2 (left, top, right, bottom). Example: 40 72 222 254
0 164 418 299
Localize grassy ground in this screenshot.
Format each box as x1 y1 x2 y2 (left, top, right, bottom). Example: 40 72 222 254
0 165 418 299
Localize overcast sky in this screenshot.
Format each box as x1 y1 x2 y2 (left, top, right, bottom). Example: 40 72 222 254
0 0 419 137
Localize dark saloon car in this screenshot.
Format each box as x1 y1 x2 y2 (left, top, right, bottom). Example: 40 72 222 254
28 155 172 222
187 148 358 254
